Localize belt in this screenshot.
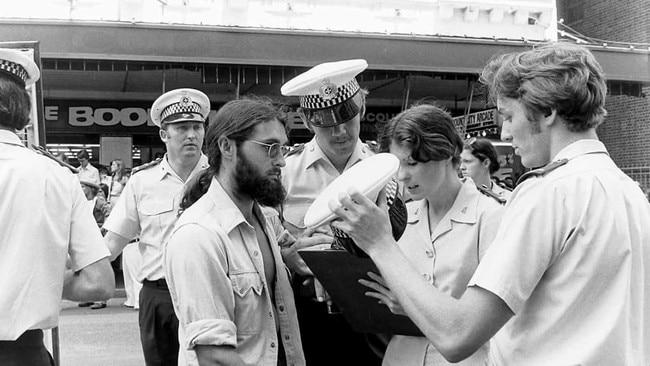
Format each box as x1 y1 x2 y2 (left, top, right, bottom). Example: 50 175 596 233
0 329 43 347
143 278 168 289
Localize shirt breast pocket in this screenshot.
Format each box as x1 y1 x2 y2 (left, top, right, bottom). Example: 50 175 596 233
140 199 175 234
230 272 265 334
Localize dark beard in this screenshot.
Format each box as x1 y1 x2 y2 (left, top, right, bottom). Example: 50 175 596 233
234 151 286 207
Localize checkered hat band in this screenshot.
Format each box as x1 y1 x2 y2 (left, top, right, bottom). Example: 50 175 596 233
0 59 28 84
299 79 360 109
160 102 203 122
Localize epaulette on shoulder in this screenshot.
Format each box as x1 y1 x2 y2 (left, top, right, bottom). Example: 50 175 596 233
285 143 305 158
515 158 569 186
131 158 162 175
477 184 507 205
31 145 79 174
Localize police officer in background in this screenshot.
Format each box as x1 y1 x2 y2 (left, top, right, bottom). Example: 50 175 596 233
103 88 209 366
0 48 115 365
280 59 383 366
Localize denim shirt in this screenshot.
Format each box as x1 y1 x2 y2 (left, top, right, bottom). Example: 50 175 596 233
164 178 305 366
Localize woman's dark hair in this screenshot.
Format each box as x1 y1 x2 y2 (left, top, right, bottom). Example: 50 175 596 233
179 96 288 213
0 77 32 130
464 138 501 175
379 102 463 167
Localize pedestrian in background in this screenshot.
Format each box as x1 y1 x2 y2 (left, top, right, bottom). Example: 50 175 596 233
0 48 114 366
460 137 511 202
102 88 210 366
108 158 129 205
77 179 114 310
77 148 100 186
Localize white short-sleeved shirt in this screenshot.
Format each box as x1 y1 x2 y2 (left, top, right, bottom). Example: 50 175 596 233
281 138 372 236
0 130 110 340
164 178 305 366
77 163 100 186
469 140 650 366
383 180 504 366
103 154 208 282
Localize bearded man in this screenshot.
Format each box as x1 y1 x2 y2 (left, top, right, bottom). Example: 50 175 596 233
164 97 305 366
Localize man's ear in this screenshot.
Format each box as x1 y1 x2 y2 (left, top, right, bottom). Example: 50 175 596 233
540 109 558 127
159 128 168 142
217 135 235 159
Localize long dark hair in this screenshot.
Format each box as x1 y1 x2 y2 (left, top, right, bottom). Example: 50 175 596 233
179 97 288 213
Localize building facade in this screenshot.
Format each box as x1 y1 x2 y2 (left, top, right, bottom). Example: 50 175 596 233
557 0 650 192
1 0 648 185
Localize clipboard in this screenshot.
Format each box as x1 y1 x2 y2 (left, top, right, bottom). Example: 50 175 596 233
299 248 423 336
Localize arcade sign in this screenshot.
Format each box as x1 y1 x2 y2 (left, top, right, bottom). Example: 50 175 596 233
452 108 498 134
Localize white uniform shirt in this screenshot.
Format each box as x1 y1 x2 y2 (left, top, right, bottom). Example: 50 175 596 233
0 130 110 340
490 181 511 201
165 178 305 366
469 140 650 366
103 154 208 282
383 180 504 366
77 162 100 186
281 138 373 236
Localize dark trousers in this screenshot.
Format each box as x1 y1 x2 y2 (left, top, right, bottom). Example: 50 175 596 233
294 294 383 366
0 330 55 366
140 279 179 366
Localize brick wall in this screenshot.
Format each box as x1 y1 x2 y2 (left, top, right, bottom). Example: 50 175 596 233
559 0 650 192
598 86 650 189
565 0 650 44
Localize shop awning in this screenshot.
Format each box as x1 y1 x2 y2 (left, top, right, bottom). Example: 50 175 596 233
0 20 648 82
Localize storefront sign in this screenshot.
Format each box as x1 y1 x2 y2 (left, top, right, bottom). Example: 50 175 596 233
452 108 497 133
44 100 220 134
44 100 401 141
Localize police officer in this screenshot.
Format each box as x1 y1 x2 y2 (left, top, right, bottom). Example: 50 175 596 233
0 48 114 365
103 88 209 366
280 59 382 366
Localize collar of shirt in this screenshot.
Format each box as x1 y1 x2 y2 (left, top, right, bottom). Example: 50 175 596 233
407 179 480 226
0 129 24 147
157 153 209 181
552 139 608 162
303 138 369 170
204 177 260 235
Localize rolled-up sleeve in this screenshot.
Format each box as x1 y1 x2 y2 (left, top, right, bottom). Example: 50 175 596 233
164 223 238 350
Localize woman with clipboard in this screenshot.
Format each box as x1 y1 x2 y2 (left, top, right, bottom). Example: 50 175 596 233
362 103 505 366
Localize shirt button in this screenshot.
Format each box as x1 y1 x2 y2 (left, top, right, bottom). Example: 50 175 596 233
253 251 259 256
269 312 273 318
284 334 290 340
425 250 434 258
279 305 285 312
422 274 431 282
271 342 276 348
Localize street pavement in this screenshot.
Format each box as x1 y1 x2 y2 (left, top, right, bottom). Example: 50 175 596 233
56 294 145 365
